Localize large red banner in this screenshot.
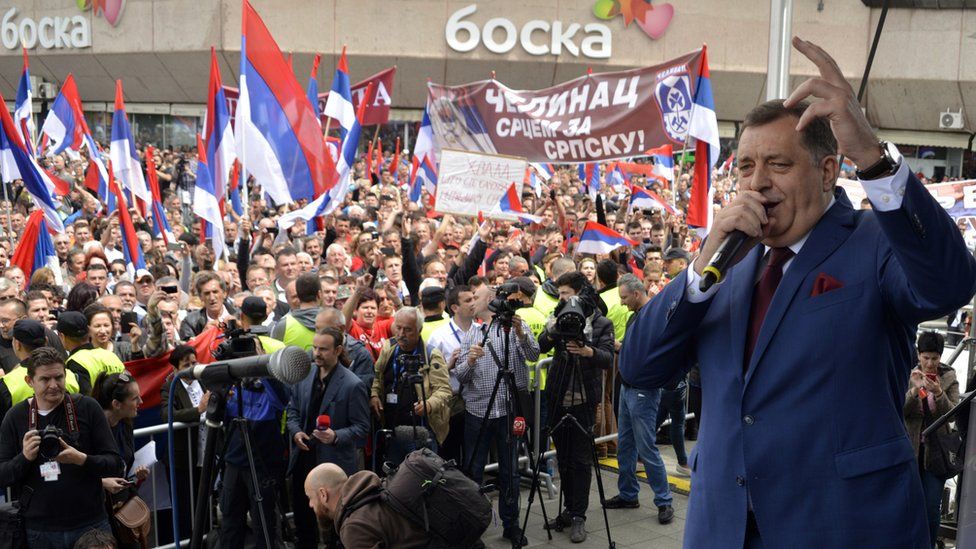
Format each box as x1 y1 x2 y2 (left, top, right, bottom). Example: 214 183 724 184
427 49 705 163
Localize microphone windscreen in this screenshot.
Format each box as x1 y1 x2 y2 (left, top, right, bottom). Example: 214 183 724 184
267 346 312 384
317 414 331 430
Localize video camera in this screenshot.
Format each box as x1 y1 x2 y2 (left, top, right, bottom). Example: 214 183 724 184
488 282 522 326
398 352 426 384
213 319 271 361
551 295 588 342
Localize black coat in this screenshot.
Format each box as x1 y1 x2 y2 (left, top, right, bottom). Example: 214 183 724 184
160 376 201 471
539 313 615 427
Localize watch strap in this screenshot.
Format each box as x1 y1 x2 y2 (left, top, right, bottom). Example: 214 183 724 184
855 142 897 180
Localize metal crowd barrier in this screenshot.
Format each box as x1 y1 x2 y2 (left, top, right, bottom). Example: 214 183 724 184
132 421 198 549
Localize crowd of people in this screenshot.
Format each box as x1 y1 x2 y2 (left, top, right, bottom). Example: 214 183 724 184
0 81 968 549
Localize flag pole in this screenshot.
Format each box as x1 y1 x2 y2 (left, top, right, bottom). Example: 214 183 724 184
669 46 707 222
2 183 13 248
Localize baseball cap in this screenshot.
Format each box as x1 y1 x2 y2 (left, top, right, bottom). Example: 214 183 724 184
509 276 536 298
421 286 446 305
12 319 46 349
56 311 88 339
663 248 692 262
240 296 268 321
135 269 153 282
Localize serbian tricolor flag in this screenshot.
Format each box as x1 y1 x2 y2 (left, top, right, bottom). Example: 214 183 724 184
307 53 322 122
494 182 542 224
193 134 226 260
529 162 554 182
409 104 438 203
718 152 735 175
205 48 236 214
647 144 674 183
128 326 222 410
10 210 61 287
389 137 400 183
608 163 626 187
686 46 720 234
145 146 174 244
323 46 354 142
576 221 637 255
630 185 677 217
237 0 335 205
111 81 151 214
111 179 147 276
0 94 64 232
228 160 243 216
578 163 599 198
277 83 372 230
15 48 34 156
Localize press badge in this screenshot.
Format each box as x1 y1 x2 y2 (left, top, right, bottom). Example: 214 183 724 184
386 393 398 405
40 461 60 482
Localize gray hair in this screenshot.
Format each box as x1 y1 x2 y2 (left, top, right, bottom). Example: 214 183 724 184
395 306 424 332
0 277 16 293
619 274 646 295
317 307 346 328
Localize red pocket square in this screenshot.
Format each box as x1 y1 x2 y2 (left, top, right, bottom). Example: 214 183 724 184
811 273 844 297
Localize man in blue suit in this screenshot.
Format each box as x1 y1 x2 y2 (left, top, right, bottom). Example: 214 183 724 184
619 38 976 549
287 326 370 549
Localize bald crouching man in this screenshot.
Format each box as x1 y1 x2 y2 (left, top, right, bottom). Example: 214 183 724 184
303 463 431 548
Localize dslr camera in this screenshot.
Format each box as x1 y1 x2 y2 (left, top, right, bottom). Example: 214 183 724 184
39 425 64 461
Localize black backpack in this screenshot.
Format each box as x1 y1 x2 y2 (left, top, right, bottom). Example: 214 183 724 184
346 449 491 548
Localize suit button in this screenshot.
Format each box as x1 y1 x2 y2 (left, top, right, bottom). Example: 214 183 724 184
743 415 754 425
736 476 745 487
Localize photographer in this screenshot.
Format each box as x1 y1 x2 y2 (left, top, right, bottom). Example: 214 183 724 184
538 271 615 543
455 282 539 546
0 347 124 548
370 307 451 466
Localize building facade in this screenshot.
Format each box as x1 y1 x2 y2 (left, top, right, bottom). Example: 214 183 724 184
0 0 973 177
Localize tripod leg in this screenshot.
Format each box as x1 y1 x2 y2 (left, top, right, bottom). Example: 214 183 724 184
190 420 222 549
236 419 275 549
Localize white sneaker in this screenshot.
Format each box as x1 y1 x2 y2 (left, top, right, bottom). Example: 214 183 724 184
675 464 692 477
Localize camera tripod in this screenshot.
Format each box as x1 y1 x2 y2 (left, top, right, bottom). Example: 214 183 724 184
376 349 433 470
189 381 276 549
522 348 616 549
463 316 552 549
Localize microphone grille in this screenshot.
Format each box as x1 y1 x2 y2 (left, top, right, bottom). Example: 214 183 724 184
268 346 312 384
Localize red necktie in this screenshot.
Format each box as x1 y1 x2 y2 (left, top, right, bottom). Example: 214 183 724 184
745 247 794 369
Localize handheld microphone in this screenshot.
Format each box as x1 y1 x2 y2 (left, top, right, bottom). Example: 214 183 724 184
699 230 750 292
512 416 526 438
316 415 331 431
184 346 312 386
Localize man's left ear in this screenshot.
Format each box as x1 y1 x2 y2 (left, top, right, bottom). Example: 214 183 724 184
821 155 840 193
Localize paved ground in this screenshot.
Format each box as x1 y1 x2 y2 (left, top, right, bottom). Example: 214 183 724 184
482 442 692 549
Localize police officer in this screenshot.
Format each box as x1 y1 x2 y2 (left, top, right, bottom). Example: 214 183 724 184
59 311 125 395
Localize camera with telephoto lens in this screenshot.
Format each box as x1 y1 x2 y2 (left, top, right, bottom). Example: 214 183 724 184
551 295 588 342
488 282 522 326
213 319 270 361
39 425 64 461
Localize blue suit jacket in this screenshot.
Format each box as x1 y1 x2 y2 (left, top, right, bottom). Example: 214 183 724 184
286 364 370 476
620 173 976 549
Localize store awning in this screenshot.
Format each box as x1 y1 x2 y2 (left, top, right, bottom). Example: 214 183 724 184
877 129 973 149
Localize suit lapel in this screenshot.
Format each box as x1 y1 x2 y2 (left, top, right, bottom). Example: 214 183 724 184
729 246 762 381
318 366 344 415
744 195 855 388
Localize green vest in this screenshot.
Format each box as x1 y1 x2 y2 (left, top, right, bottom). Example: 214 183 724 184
2 366 81 405
421 316 450 344
71 347 126 388
533 289 560 319
258 335 286 354
600 286 632 342
283 316 315 350
518 305 551 390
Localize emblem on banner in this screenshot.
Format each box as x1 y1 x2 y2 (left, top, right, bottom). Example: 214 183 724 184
654 71 692 143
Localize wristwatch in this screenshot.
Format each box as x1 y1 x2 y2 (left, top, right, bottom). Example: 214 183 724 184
855 141 901 181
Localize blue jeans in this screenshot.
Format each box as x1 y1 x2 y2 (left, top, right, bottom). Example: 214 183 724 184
616 385 672 507
463 412 520 528
919 466 945 546
26 518 111 549
656 383 688 466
